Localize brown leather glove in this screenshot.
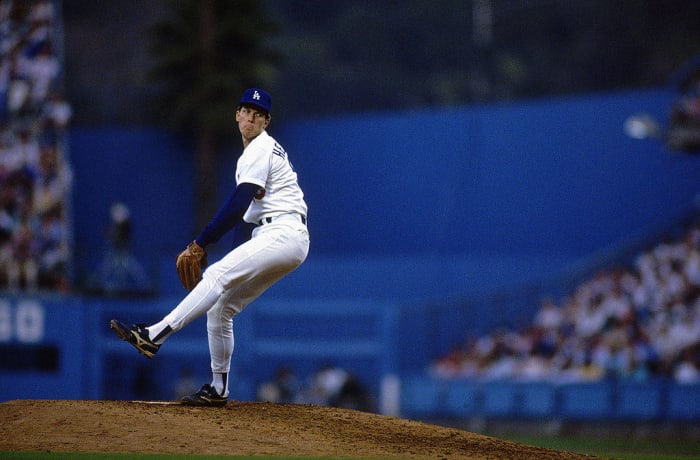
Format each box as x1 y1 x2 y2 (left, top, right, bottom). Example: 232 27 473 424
175 241 208 290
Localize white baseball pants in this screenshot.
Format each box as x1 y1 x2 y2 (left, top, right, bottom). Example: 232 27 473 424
162 217 309 374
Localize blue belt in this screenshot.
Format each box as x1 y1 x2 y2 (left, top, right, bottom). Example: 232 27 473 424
259 214 306 226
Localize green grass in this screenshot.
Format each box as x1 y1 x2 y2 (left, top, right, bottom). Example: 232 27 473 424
501 435 700 460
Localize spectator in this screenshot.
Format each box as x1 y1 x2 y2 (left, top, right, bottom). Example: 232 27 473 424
91 202 151 296
303 364 350 406
333 374 374 412
32 144 69 216
7 219 38 291
41 90 72 139
674 349 700 384
257 366 301 404
36 210 67 290
533 297 563 331
430 343 472 378
24 41 58 106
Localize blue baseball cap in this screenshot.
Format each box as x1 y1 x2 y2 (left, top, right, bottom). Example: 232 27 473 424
239 88 271 114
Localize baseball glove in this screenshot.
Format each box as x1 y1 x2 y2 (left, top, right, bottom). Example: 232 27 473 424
175 241 208 290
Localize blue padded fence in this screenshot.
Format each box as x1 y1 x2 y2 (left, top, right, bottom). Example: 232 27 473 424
2 294 700 423
399 376 700 421
0 294 398 404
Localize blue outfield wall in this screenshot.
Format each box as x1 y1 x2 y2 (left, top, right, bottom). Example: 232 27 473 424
0 296 91 400
68 127 196 291
273 88 700 257
399 376 700 422
0 294 398 405
69 88 700 301
1 294 699 423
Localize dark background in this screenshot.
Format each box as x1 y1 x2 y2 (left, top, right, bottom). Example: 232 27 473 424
61 0 700 126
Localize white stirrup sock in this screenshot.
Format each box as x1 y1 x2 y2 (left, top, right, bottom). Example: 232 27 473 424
211 372 228 397
147 320 173 344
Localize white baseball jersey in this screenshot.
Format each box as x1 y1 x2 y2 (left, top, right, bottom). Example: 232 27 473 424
237 130 307 224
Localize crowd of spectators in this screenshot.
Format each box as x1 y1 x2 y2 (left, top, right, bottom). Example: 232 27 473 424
431 217 700 385
0 0 72 292
257 364 375 413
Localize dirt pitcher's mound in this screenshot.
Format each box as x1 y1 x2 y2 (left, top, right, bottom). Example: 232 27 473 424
0 400 596 459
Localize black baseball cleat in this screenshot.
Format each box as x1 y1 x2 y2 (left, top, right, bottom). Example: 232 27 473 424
109 320 160 358
181 384 228 407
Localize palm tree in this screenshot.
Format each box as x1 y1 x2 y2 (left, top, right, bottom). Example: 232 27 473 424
149 0 280 231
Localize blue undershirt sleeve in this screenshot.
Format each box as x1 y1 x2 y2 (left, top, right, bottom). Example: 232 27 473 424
194 182 260 248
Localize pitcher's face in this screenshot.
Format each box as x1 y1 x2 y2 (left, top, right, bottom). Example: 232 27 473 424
236 105 270 143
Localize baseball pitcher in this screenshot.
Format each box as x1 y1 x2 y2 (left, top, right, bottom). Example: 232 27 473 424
110 88 310 406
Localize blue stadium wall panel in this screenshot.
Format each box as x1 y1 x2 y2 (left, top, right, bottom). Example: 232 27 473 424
0 296 90 400
2 295 700 423
68 88 700 302
274 88 700 257
68 127 196 291
398 376 700 421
